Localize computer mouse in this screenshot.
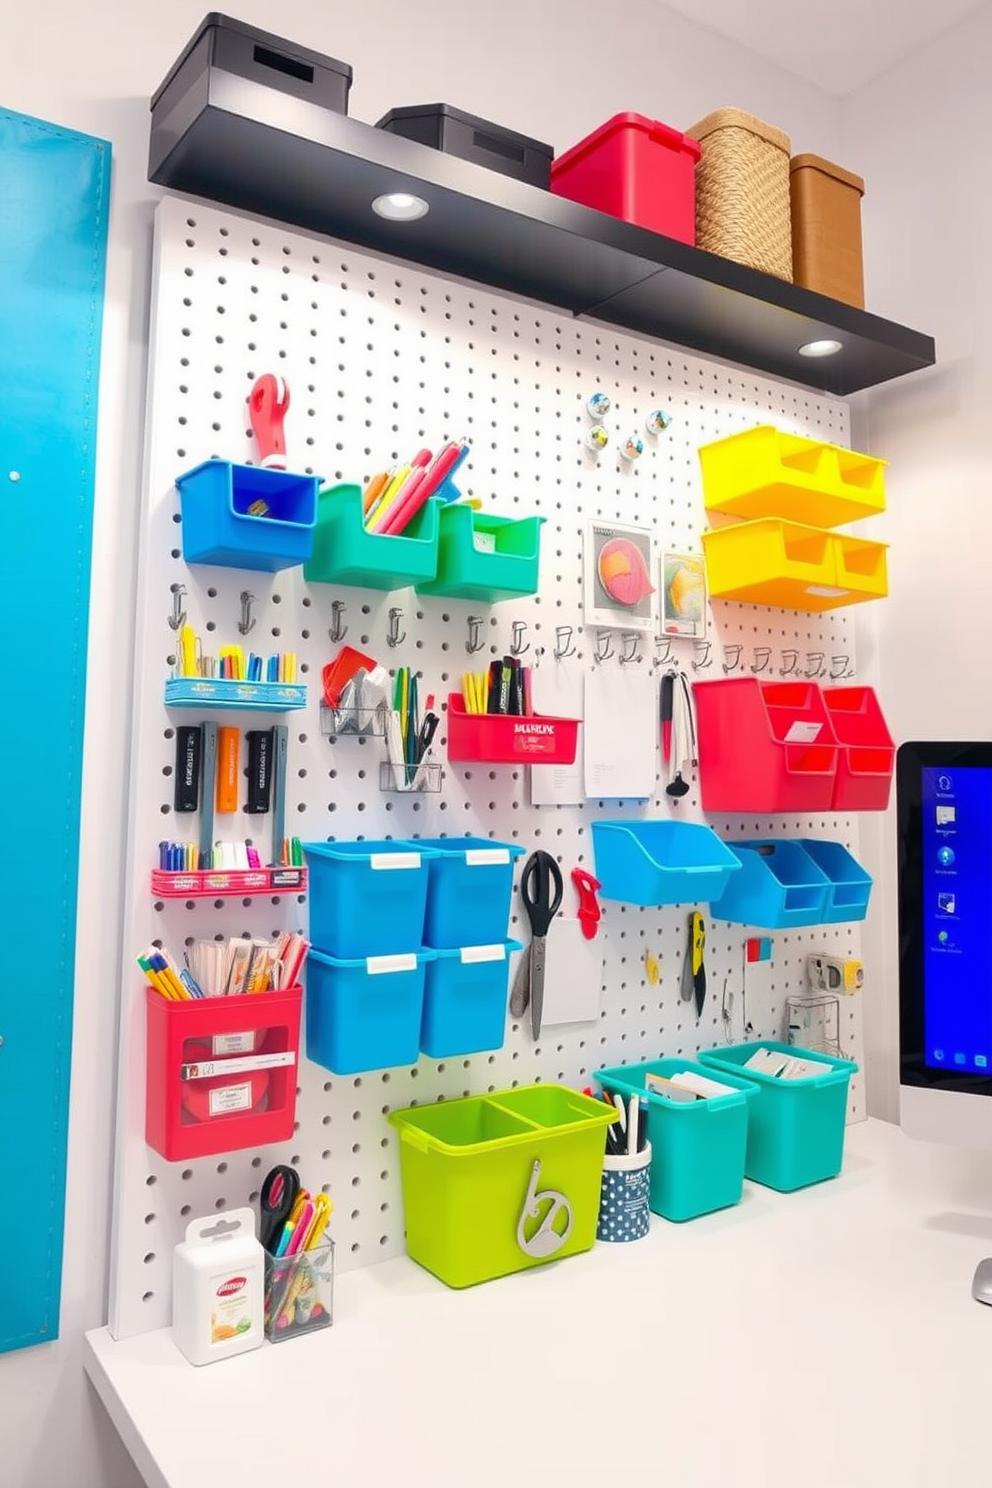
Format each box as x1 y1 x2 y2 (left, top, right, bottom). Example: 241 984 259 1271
971 1257 992 1306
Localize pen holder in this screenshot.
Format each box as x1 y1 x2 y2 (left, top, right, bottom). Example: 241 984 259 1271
264 1239 334 1342
597 1143 652 1243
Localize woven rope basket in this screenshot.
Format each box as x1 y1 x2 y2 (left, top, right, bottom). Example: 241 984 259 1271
687 109 793 282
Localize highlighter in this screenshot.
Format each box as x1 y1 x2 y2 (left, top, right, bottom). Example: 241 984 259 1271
216 728 240 814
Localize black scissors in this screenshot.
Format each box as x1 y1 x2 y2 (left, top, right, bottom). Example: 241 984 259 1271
509 851 564 1040
259 1164 301 1253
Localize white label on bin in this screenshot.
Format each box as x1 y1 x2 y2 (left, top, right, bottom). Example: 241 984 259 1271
465 849 510 866
182 1052 296 1080
370 852 420 871
212 1031 255 1056
805 585 847 598
460 944 505 964
784 721 822 744
208 1082 253 1116
366 954 417 976
472 532 497 554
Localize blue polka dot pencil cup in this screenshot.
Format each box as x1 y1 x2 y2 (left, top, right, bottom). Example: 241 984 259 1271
596 1144 652 1242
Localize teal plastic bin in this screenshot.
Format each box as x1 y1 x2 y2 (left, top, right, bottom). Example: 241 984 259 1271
795 839 873 923
590 820 741 906
302 839 439 957
412 836 525 948
305 483 442 591
709 840 831 928
697 1040 857 1191
594 1058 756 1221
416 505 544 602
306 947 435 1074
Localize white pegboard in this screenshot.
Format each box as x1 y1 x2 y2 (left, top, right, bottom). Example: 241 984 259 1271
109 194 868 1338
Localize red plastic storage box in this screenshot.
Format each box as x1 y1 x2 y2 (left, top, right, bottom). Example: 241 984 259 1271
145 985 303 1161
446 693 580 765
694 678 840 813
550 113 702 244
822 686 895 811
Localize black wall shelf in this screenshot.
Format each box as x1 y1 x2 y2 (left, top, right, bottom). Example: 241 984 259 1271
150 71 935 396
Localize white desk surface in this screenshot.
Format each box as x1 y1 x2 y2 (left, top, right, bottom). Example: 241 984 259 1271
85 1119 992 1488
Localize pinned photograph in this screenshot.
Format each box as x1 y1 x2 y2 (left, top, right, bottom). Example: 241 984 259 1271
583 521 656 632
661 551 707 638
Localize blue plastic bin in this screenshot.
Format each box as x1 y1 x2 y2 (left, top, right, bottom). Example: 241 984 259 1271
306 948 435 1074
594 1058 756 1221
795 839 873 923
177 460 318 572
709 840 831 928
302 840 439 957
697 1040 858 1191
420 940 522 1058
410 837 525 948
590 821 742 906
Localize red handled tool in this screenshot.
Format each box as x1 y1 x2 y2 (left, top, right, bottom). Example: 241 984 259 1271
248 374 290 470
571 867 602 941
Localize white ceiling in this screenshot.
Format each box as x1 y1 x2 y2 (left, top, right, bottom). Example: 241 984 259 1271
660 0 989 95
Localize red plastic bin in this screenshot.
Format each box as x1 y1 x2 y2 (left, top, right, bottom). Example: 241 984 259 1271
550 113 702 244
446 693 580 765
694 678 839 813
823 686 895 811
145 984 302 1161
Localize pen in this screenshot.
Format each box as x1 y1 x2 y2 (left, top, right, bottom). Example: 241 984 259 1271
627 1095 639 1157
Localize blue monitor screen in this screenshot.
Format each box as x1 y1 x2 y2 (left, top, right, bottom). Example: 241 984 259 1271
922 764 992 1074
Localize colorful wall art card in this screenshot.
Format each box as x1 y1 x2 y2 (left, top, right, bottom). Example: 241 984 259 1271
661 551 707 638
583 521 656 632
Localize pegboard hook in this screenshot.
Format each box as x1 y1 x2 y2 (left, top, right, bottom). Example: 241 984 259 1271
805 651 827 679
780 648 800 677
387 607 406 649
466 615 486 655
750 646 773 675
510 620 530 657
329 600 348 644
830 654 855 680
722 643 743 674
238 590 256 637
653 635 674 669
594 630 614 664
691 640 713 671
618 632 642 665
168 583 187 632
554 625 576 661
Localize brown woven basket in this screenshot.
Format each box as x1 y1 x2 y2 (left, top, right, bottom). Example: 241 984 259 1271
687 108 793 282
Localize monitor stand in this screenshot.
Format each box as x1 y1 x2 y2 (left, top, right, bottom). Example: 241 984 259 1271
972 1257 992 1306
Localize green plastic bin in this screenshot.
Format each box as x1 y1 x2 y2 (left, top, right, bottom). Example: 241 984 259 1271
594 1059 755 1221
304 482 442 591
416 505 544 602
697 1040 857 1191
388 1084 615 1287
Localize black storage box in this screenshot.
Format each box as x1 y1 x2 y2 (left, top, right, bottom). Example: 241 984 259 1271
150 13 353 186
375 104 553 189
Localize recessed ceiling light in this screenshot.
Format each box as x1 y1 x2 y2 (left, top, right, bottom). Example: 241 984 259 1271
372 192 429 222
798 338 843 358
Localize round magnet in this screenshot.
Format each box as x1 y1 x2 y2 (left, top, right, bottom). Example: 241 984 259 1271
646 408 672 435
620 433 644 461
585 424 609 452
586 391 611 419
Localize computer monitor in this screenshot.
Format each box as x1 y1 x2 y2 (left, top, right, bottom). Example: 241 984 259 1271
897 742 992 1303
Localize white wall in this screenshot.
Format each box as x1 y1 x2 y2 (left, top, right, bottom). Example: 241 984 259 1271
846 4 992 1121
0 5 843 1485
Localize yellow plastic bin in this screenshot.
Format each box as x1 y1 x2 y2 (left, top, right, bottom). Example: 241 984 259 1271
702 519 888 611
388 1085 616 1287
699 426 886 528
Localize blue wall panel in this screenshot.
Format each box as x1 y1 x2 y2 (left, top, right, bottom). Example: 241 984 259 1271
0 110 110 1352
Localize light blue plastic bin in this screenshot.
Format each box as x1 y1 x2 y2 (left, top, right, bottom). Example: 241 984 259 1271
306 948 435 1075
795 839 873 923
697 1040 858 1191
420 940 522 1058
590 820 742 906
410 837 525 948
302 840 439 958
709 840 831 928
177 460 318 572
594 1058 756 1221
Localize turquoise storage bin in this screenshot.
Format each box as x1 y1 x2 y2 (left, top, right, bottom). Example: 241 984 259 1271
302 840 439 957
304 483 442 591
709 840 831 928
594 1058 755 1221
590 820 742 906
795 838 873 923
697 1040 857 1191
306 948 435 1074
416 505 544 602
411 837 525 948
420 940 522 1058
177 460 318 572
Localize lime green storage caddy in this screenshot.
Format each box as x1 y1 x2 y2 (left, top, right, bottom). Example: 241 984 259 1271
389 1085 615 1287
